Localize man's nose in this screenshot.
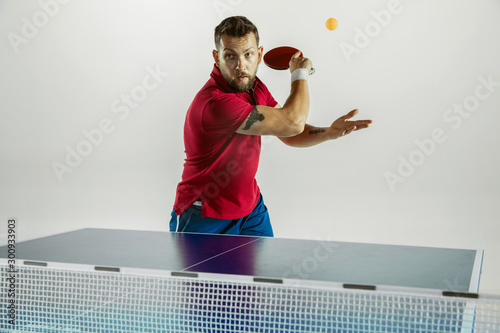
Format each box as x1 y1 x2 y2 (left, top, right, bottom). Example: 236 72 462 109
236 56 246 71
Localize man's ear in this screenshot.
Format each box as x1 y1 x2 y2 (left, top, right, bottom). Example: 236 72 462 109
212 49 220 67
257 46 263 64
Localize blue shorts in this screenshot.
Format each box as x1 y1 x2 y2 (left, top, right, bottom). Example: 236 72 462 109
170 193 273 237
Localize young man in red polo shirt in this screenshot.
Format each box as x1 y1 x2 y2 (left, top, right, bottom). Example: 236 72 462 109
171 16 371 237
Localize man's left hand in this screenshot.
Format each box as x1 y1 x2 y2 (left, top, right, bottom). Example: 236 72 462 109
326 109 372 140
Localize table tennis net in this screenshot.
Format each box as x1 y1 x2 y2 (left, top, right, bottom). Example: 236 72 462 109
1 264 499 333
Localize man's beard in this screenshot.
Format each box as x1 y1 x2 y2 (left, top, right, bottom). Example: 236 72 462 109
220 67 257 93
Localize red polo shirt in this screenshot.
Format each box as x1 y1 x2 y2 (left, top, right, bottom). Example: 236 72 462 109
173 65 278 219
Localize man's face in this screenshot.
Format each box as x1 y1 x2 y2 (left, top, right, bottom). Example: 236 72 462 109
212 33 263 93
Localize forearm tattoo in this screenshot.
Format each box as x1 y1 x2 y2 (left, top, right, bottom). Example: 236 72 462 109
309 128 326 135
242 107 265 130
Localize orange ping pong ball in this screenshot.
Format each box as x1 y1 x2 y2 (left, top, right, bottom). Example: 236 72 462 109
326 18 338 31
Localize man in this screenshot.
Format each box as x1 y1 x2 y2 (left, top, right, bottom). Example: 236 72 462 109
171 16 371 237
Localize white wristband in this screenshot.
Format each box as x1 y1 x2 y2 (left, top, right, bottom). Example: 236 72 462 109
291 68 309 83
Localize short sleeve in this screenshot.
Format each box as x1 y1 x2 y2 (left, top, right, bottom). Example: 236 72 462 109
256 79 278 107
202 94 254 135
266 90 278 107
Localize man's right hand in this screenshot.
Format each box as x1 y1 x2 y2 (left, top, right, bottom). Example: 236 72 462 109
289 51 313 74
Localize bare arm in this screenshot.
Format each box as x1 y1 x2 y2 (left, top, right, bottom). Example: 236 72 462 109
236 80 309 137
235 51 312 137
278 109 372 148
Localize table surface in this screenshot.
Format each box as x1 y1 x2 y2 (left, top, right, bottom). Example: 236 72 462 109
0 228 483 292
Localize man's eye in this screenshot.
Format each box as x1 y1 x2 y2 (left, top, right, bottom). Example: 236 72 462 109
246 52 253 57
225 54 234 59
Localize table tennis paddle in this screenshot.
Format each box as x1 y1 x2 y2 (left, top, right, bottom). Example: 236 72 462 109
263 46 315 74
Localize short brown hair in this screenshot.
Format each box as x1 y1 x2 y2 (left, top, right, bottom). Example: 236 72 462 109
214 16 259 50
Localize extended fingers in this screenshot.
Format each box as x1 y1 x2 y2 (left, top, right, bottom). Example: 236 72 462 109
342 120 371 136
334 109 372 137
344 125 356 135
342 109 359 120
351 120 372 129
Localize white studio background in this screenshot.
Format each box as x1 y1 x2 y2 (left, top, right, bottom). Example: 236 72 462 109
1 0 499 294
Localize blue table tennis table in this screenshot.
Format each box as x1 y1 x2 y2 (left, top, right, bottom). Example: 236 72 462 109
0 228 488 332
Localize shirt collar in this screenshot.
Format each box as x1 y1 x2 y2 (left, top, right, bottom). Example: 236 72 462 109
210 64 257 94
